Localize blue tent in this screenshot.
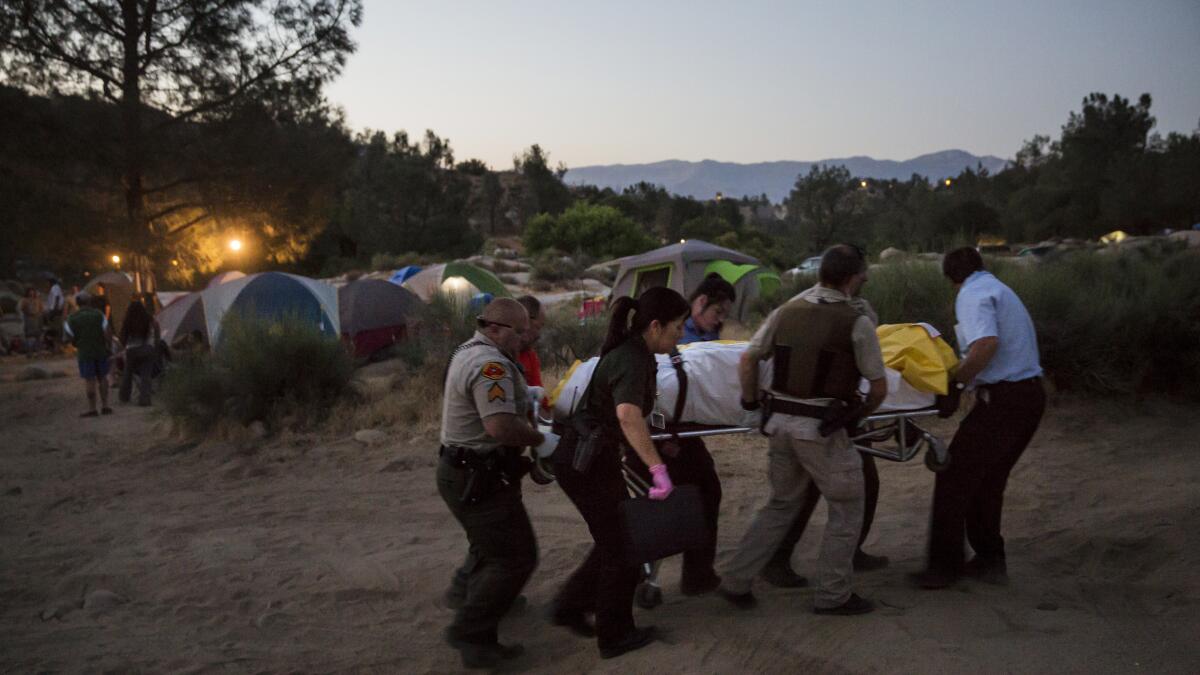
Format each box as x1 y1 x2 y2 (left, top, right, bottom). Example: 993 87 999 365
389 265 423 286
202 272 338 342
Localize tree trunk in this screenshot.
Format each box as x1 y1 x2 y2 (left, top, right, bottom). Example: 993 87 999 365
120 0 151 291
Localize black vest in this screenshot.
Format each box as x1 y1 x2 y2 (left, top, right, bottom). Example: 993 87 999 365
769 298 861 401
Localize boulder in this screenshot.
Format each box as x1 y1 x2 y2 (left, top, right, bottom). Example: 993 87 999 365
17 365 52 381
352 375 395 401
879 247 906 262
84 589 128 613
353 429 388 446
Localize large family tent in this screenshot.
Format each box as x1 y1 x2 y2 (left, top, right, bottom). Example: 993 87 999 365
338 278 423 358
200 272 338 343
401 261 509 302
389 265 423 286
83 271 135 334
207 270 246 287
609 239 780 322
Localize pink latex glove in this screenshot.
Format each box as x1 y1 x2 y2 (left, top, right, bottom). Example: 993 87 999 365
647 463 674 500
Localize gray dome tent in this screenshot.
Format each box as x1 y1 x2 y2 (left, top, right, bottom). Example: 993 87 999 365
338 278 423 358
609 240 781 323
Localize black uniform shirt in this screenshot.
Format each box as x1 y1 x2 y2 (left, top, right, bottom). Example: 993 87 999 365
586 335 656 441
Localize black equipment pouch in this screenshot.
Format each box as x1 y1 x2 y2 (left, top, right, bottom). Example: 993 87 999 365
553 353 609 474
443 447 524 505
817 399 865 437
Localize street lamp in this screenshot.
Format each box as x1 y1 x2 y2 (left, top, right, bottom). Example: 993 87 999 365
944 178 952 187
228 238 243 252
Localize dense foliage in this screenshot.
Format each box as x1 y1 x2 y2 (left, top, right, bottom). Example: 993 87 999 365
759 246 1200 400
160 313 354 433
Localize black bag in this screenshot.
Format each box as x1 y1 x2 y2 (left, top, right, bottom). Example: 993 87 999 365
553 355 609 473
618 485 708 565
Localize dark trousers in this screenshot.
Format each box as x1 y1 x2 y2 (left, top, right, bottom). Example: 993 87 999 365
625 437 722 587
436 458 538 644
553 453 641 647
773 453 879 563
119 344 157 406
928 378 1045 574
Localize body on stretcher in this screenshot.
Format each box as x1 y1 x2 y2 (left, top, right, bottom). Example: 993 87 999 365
540 337 954 479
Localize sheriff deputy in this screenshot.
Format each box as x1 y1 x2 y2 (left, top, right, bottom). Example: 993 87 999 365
438 297 553 670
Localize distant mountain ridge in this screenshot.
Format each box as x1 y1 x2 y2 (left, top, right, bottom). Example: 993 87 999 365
565 149 1009 202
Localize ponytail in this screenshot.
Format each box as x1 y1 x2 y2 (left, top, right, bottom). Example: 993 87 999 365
601 296 639 355
601 287 689 355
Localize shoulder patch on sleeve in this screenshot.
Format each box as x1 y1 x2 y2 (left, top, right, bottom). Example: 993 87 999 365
487 382 507 402
481 362 507 380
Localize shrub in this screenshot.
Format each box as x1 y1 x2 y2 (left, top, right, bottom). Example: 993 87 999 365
530 252 584 284
750 247 1200 399
160 312 354 434
539 302 608 370
524 202 657 259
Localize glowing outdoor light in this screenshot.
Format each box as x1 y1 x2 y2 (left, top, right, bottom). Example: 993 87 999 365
442 276 470 294
111 254 121 265
228 238 243 252
860 180 868 188
171 259 179 266
944 178 952 187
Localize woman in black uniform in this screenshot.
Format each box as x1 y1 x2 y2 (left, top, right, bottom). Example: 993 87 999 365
550 286 690 659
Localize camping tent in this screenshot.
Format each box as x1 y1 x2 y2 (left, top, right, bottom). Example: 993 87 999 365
207 270 246 288
609 240 781 322
389 265 422 286
156 292 207 345
338 279 423 358
83 271 135 334
401 261 509 302
200 272 338 343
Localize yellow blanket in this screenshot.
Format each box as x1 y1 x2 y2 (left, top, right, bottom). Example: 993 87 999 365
876 323 959 395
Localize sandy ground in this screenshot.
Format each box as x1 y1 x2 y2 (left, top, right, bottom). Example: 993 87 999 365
1 354 1198 673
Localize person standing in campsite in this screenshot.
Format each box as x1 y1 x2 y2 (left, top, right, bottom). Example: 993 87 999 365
719 244 887 615
438 297 548 669
515 295 544 388
911 247 1045 589
118 299 161 406
64 293 113 417
548 287 690 659
64 285 81 317
43 276 65 351
18 287 43 355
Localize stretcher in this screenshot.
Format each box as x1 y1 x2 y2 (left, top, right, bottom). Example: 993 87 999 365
534 328 958 607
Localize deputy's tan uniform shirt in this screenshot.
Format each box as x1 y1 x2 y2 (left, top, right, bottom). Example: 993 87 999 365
440 331 530 452
746 286 887 441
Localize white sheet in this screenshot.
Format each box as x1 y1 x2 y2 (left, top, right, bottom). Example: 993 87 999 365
551 341 935 426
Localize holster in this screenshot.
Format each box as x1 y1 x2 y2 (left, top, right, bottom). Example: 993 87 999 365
440 446 529 505
763 394 865 437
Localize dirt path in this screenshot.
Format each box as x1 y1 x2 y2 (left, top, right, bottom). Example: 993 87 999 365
2 355 1197 673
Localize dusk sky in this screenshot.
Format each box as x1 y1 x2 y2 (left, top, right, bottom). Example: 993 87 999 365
325 0 1200 169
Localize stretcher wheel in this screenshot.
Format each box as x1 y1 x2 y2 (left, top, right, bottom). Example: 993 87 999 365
924 436 951 473
635 581 663 609
530 456 556 485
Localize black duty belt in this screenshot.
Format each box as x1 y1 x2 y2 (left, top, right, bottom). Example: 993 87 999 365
764 396 830 420
439 445 513 466
978 376 1042 392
